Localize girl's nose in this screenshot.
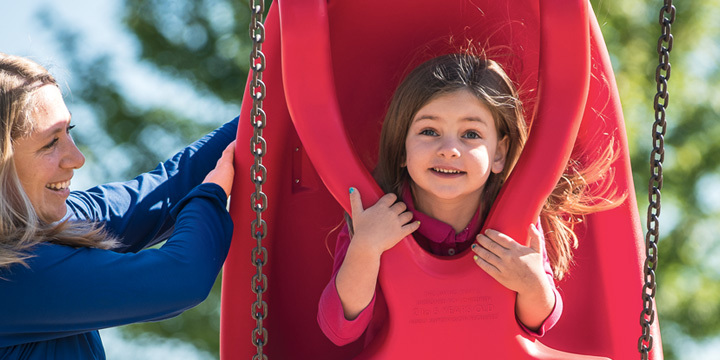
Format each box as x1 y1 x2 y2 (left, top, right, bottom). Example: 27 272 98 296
61 137 85 170
437 138 461 158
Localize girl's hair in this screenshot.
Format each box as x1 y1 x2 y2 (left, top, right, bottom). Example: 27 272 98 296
0 53 117 271
375 52 622 280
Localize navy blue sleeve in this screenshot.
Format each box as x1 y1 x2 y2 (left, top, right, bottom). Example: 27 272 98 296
66 117 237 253
0 183 232 347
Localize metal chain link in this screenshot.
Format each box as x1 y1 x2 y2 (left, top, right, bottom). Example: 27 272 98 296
639 1 674 358
249 0 268 359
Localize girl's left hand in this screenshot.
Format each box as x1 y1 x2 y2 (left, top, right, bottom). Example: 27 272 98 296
471 224 548 295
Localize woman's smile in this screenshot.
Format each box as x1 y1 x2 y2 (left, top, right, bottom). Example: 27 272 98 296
12 85 85 222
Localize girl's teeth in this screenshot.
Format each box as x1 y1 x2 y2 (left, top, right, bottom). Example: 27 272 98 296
434 168 460 174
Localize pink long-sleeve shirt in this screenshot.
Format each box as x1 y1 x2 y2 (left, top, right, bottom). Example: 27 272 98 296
317 187 563 346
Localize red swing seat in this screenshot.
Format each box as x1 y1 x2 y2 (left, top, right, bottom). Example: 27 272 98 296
220 0 664 359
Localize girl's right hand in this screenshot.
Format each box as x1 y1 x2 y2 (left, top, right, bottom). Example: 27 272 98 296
348 187 420 256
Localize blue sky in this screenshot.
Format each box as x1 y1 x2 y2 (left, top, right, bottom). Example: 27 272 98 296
1 0 238 189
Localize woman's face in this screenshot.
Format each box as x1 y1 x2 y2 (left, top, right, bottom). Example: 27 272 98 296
13 85 85 222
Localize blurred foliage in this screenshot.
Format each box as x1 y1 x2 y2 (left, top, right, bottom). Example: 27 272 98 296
592 0 720 359
40 0 718 359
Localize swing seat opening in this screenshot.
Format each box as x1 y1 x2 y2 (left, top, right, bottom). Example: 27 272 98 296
220 0 664 359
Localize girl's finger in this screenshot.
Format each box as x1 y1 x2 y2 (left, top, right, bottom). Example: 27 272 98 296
390 201 407 214
401 219 421 236
471 242 501 265
398 211 414 224
377 192 398 207
475 233 507 255
348 187 364 218
483 229 515 249
472 251 500 277
528 224 542 252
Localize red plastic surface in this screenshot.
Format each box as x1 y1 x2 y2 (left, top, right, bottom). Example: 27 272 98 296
221 0 663 359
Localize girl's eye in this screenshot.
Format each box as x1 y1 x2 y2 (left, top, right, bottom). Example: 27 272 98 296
419 129 438 136
463 131 482 139
66 124 76 134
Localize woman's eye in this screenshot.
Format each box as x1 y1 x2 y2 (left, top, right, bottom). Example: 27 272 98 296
419 129 438 136
66 124 76 134
463 131 481 139
43 138 59 149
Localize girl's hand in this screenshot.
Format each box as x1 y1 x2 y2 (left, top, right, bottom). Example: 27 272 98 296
203 140 236 196
471 224 555 330
471 224 548 294
348 188 420 256
335 188 420 320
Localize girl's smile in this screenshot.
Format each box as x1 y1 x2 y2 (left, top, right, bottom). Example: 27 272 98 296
404 89 508 220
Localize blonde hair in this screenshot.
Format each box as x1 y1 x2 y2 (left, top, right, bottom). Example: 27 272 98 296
0 53 117 271
376 52 623 280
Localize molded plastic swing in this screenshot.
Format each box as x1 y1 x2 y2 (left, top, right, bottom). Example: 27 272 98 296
221 0 663 359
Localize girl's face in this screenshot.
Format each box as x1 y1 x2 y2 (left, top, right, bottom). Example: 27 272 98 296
404 89 508 211
13 85 85 222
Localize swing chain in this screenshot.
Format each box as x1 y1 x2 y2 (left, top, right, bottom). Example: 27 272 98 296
639 0 674 358
249 0 268 359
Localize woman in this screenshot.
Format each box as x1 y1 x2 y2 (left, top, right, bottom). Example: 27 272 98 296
0 52 237 358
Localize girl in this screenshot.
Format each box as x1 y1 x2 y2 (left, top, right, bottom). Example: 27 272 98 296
318 53 620 346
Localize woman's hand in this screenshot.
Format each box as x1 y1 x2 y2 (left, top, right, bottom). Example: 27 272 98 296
203 140 236 196
348 188 420 256
471 224 555 331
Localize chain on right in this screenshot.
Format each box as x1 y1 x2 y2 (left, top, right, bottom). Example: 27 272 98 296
639 1 675 358
249 0 268 359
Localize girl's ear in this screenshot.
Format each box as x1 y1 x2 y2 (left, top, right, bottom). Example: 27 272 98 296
492 135 509 174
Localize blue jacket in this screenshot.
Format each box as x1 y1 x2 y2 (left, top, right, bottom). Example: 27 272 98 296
0 118 237 359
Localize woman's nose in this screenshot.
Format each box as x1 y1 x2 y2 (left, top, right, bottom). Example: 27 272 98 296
61 137 85 170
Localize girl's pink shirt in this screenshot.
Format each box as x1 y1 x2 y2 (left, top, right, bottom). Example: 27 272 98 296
317 187 563 346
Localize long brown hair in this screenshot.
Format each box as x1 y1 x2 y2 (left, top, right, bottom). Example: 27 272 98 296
0 53 117 271
375 52 622 280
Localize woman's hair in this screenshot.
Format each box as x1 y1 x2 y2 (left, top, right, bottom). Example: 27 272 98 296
375 52 622 280
0 53 117 271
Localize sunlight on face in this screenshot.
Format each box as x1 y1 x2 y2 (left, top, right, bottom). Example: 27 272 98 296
12 85 85 222
404 89 508 214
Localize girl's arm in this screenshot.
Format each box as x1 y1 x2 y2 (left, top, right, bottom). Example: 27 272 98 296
65 117 238 253
336 188 419 319
317 188 418 345
471 224 559 334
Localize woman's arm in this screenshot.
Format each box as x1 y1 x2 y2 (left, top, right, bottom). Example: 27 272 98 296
0 182 232 347
65 117 237 252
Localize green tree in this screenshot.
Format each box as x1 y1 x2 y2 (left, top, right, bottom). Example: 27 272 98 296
593 1 720 357
41 0 719 358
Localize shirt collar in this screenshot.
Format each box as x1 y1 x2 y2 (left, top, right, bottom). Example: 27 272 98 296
401 184 482 246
